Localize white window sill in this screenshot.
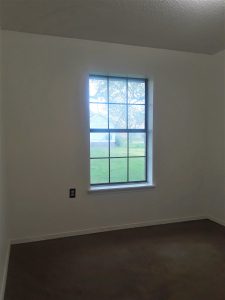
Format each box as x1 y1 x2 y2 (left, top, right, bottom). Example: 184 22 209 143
88 183 155 193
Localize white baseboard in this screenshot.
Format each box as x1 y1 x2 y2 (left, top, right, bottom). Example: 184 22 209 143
0 241 10 300
208 216 225 227
11 215 206 245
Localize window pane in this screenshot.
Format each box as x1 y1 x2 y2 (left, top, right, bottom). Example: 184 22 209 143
128 105 145 129
110 158 127 183
89 76 148 186
109 104 127 129
129 133 146 156
109 78 126 103
90 103 108 129
90 133 109 158
110 133 127 157
91 159 109 184
89 77 107 103
128 80 145 104
129 158 145 181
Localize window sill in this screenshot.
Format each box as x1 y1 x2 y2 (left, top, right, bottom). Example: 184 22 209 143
88 183 155 193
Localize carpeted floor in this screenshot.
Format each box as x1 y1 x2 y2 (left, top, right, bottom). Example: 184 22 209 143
4 220 225 300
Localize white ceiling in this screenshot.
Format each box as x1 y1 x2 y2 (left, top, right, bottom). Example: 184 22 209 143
1 0 224 54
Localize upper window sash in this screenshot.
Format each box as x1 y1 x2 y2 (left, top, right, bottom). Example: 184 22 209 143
89 76 148 131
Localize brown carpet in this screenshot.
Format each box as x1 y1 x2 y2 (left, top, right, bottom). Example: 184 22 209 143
4 220 225 300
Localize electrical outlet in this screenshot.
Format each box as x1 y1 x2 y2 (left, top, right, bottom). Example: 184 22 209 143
69 188 76 198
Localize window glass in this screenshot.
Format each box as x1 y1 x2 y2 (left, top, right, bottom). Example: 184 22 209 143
89 76 148 185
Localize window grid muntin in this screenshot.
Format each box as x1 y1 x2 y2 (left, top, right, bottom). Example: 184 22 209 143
89 75 148 186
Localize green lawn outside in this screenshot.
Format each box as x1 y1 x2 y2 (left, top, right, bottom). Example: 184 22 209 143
90 144 146 184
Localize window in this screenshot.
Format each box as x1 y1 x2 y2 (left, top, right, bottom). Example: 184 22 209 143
89 75 149 186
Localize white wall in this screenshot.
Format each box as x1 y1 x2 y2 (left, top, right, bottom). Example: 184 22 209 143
205 50 225 223
2 30 213 242
0 27 9 299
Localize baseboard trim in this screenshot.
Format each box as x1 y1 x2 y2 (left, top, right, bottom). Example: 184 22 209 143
208 216 225 227
0 241 10 300
11 215 207 245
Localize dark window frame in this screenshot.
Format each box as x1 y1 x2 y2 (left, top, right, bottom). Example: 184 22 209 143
89 75 149 186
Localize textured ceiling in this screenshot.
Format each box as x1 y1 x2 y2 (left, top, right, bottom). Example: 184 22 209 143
0 0 224 54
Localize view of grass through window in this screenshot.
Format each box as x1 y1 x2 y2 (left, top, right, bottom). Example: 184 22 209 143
89 75 148 185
